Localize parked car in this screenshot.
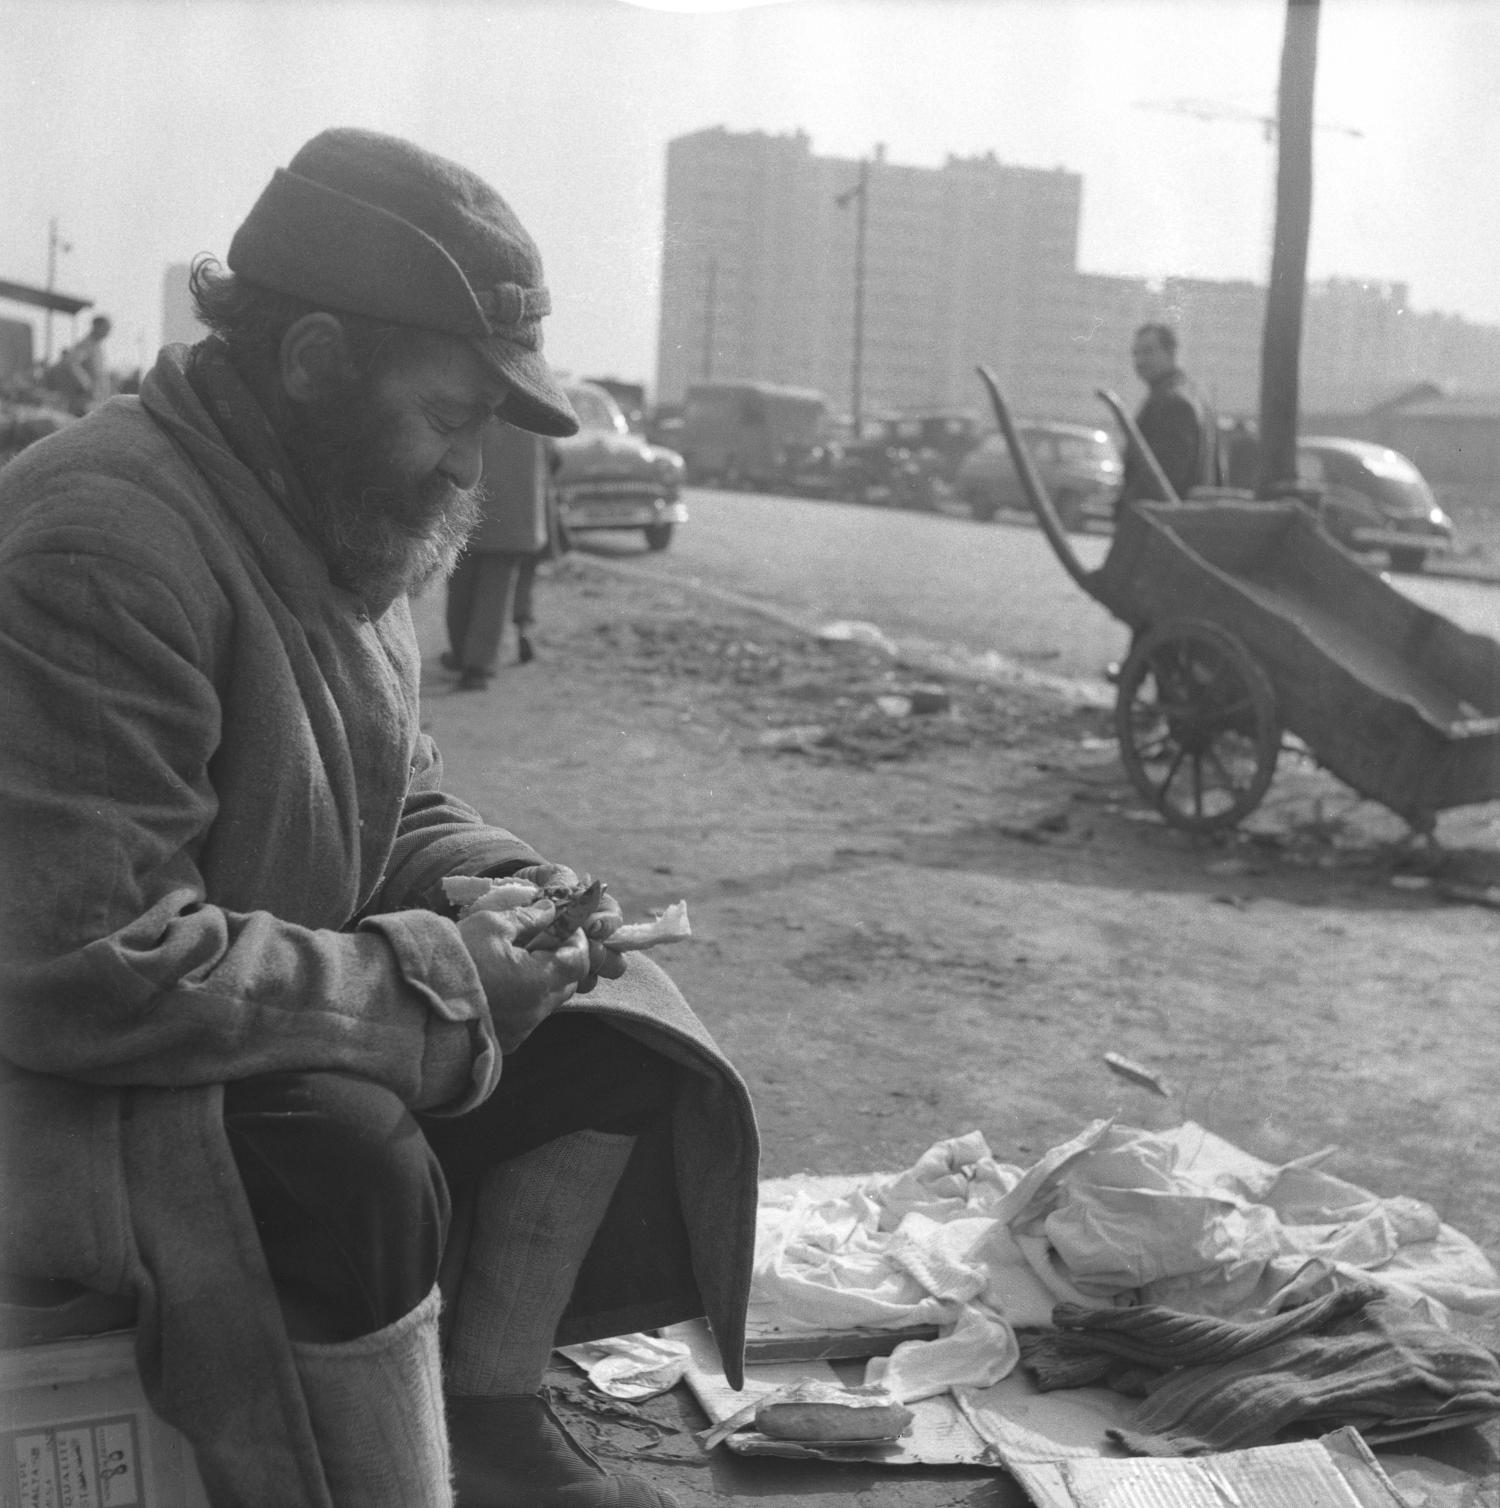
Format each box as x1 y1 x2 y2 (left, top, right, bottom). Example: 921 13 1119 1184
956 420 1122 529
583 376 648 433
855 412 983 507
824 433 938 509
677 381 828 489
1294 437 1453 573
774 439 847 500
552 380 687 551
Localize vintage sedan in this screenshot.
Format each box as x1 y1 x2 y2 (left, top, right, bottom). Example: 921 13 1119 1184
553 380 687 551
956 420 1122 529
1295 437 1454 573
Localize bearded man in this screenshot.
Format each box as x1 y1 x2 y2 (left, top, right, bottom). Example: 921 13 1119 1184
0 129 757 1508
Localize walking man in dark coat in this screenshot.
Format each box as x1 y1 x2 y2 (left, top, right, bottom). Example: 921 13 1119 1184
1114 321 1221 516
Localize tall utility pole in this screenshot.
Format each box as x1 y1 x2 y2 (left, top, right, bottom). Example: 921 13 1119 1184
1257 0 1320 497
701 256 718 382
835 155 871 436
44 218 72 363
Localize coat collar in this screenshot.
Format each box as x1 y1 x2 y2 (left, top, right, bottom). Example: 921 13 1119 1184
140 342 379 620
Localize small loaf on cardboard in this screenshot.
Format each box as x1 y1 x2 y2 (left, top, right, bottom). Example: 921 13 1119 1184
753 1379 914 1441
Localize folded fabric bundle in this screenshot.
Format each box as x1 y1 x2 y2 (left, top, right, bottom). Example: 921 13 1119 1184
1018 1295 1500 1456
1019 1287 1375 1389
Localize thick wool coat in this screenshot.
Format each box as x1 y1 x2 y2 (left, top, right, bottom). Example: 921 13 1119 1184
0 345 757 1507
468 418 551 554
1120 368 1222 505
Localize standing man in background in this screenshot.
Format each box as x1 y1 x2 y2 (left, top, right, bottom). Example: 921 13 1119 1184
45 313 114 414
445 421 554 688
1114 322 1221 516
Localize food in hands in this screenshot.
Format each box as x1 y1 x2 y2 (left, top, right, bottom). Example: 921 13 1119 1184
607 899 691 951
752 1380 914 1442
442 874 691 952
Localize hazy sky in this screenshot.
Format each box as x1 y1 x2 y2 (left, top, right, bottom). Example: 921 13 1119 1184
4 0 1498 388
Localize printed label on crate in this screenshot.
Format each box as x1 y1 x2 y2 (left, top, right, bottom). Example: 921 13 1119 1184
2 1414 144 1508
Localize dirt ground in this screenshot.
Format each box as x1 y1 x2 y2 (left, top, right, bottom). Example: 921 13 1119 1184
411 554 1500 1504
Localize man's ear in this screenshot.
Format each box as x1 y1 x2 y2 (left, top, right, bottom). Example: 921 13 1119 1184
278 314 350 402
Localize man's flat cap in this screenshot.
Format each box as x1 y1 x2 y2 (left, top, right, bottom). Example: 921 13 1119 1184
228 127 577 437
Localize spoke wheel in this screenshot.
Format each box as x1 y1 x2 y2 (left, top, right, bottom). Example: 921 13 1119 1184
1115 620 1281 833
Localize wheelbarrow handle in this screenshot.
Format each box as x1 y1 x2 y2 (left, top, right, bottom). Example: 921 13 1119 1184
1095 388 1182 505
974 366 1094 594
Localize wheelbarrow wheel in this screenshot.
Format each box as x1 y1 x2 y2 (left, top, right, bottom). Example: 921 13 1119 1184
1115 620 1281 833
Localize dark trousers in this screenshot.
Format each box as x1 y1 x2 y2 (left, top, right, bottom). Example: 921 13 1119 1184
445 551 541 676
224 1014 675 1341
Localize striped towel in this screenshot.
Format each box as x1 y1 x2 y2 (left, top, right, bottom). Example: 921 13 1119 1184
1018 1292 1500 1455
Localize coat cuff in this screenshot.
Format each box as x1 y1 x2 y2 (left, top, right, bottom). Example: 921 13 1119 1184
356 910 501 1115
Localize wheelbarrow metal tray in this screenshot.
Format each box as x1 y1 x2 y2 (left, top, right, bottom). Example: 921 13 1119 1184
1093 499 1500 823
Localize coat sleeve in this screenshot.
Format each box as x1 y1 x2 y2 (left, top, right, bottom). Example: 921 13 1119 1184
0 535 495 1111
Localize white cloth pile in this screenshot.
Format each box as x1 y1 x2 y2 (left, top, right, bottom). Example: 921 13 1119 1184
748 1119 1500 1405
565 1119 1500 1406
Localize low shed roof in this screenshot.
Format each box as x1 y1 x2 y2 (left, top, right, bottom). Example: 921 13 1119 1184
0 278 93 316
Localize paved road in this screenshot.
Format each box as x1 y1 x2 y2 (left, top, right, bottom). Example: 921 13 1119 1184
585 487 1500 686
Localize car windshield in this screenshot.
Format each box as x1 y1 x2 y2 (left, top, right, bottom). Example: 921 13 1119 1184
1360 446 1427 487
566 385 630 436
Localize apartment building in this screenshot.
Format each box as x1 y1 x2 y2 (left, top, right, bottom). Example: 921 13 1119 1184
656 127 1088 422
657 127 1500 430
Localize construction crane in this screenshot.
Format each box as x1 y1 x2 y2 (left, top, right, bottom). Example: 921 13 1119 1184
1135 97 1364 143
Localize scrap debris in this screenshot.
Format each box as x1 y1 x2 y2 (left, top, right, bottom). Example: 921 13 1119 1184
599 614 1101 766
1103 1051 1175 1098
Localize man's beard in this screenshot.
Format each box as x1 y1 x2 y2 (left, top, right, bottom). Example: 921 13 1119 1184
280 366 482 614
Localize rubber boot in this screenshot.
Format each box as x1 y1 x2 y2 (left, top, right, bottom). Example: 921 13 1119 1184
445 1131 677 1507
291 1284 452 1507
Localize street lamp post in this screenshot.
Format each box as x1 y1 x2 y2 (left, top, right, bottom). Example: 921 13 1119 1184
835 156 870 436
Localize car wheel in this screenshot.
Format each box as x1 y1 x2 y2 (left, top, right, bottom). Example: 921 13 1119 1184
1388 545 1426 574
643 523 674 551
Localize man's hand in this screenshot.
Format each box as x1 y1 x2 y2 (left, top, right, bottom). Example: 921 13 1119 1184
457 900 591 1052
507 865 628 993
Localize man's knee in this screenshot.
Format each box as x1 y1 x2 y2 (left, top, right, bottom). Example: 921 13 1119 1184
225 1071 448 1337
226 1071 440 1206
419 1016 679 1184
512 1014 677 1134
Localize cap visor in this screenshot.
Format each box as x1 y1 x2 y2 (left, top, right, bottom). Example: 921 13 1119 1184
473 339 579 438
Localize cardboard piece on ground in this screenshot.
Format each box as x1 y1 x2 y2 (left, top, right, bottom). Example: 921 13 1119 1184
675 1318 1497 1504
987 1426 1412 1508
953 1370 1139 1462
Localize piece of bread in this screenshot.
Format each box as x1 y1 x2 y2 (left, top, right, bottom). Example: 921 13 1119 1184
753 1379 914 1442
440 875 691 951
